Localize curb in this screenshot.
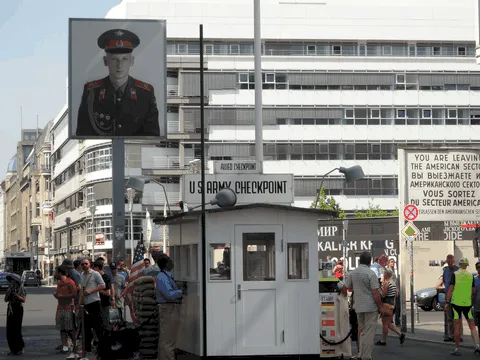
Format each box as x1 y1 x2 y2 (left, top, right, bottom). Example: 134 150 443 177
387 333 476 349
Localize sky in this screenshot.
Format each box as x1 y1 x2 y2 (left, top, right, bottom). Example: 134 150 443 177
0 0 119 174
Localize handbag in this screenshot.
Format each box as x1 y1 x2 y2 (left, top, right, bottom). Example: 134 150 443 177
380 303 395 315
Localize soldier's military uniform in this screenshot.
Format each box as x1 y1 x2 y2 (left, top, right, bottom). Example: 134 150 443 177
75 28 160 137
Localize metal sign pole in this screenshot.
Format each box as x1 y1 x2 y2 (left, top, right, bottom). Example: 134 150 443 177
409 237 415 334
112 139 126 262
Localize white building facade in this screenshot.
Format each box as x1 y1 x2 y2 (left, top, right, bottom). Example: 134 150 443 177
0 187 5 265
51 0 480 259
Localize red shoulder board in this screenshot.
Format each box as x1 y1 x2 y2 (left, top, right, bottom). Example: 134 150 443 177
84 80 103 90
134 80 152 91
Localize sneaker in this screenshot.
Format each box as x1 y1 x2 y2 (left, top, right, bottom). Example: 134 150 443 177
400 333 406 344
444 337 454 342
55 344 63 350
66 353 80 359
474 348 480 355
375 340 387 346
451 348 461 356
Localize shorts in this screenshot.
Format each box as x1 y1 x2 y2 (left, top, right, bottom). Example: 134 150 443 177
55 309 75 331
451 304 473 320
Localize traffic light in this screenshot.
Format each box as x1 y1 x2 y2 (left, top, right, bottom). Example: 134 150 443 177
473 225 480 258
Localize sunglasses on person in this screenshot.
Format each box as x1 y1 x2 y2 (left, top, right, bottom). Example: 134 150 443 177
81 262 89 266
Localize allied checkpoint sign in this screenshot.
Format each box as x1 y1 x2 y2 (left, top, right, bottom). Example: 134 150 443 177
68 18 167 139
183 174 294 205
399 148 480 221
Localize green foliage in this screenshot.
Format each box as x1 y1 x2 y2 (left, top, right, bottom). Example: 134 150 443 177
354 204 399 218
310 186 346 219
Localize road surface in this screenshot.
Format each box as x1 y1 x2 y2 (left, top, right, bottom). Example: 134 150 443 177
0 287 461 359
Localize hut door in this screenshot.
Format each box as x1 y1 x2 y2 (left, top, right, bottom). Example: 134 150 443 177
234 225 285 356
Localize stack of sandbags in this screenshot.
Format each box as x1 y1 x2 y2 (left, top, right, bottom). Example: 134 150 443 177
134 276 158 359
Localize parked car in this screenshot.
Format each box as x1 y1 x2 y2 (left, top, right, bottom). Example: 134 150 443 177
21 270 38 287
415 287 444 311
0 272 11 291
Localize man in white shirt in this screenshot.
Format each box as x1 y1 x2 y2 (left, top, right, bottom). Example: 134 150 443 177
344 251 383 360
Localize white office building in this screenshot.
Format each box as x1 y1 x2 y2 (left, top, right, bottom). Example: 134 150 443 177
0 187 5 265
51 0 480 258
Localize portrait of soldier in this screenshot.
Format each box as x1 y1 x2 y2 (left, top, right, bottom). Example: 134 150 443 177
75 28 160 137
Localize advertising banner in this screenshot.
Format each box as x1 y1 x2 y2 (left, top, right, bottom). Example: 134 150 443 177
68 18 167 139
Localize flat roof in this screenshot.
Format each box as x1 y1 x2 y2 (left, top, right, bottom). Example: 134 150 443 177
153 203 337 225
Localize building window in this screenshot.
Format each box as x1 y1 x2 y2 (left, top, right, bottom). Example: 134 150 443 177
383 46 392 56
306 45 316 55
205 44 213 55
457 46 466 56
332 45 342 55
422 109 432 118
370 109 381 118
86 147 112 173
265 73 275 83
230 44 240 54
432 46 441 56
287 243 309 280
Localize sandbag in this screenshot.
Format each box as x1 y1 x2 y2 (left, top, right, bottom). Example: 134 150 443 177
135 276 155 285
135 297 157 306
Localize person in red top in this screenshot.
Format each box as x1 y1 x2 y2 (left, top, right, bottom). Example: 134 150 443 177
53 265 77 355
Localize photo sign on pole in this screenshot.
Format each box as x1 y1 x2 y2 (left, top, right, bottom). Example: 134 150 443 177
68 18 167 139
183 174 294 205
399 148 480 221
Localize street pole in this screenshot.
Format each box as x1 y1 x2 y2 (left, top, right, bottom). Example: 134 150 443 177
65 217 71 260
35 228 39 270
199 24 208 358
126 188 136 266
253 0 263 173
90 205 96 261
112 139 126 262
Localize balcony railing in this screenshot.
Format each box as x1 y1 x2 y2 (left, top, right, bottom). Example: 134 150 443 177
142 156 181 169
167 85 179 98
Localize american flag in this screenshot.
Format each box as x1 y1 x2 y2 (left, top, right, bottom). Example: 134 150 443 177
124 237 146 323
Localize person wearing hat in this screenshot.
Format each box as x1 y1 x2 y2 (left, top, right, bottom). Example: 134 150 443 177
445 257 480 355
76 28 160 137
4 274 26 355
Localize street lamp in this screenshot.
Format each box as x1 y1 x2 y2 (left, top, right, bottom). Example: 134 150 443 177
125 188 136 266
312 165 365 209
90 205 97 261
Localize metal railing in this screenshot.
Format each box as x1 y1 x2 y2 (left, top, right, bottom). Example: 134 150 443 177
142 156 182 169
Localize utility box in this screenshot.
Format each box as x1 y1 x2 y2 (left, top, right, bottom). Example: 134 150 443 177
157 203 335 359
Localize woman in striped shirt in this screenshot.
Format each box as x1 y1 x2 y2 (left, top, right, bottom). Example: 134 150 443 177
376 268 406 346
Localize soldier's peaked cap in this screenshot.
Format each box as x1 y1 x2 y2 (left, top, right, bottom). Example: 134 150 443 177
97 29 140 54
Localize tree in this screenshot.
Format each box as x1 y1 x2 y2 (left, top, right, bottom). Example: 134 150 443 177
355 203 399 218
310 186 346 219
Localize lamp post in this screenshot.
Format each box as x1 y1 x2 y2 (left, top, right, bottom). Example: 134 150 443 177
126 188 136 265
65 217 71 259
312 165 365 209
90 205 97 261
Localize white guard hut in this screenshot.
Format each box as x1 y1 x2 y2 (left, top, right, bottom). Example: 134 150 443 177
156 203 335 359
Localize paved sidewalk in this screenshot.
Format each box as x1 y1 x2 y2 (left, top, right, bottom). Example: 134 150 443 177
384 319 477 348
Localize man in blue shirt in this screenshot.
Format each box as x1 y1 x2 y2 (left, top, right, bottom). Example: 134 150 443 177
156 255 184 360
443 254 460 342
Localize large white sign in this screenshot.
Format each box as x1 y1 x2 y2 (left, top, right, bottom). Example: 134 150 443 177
402 149 480 221
184 174 294 205
214 160 260 174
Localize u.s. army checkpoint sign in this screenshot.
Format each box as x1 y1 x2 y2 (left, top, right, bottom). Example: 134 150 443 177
183 174 294 205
